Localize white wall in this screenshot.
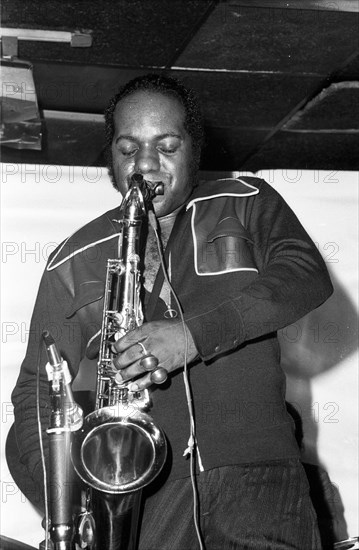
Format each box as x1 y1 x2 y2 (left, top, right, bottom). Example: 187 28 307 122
1 164 358 544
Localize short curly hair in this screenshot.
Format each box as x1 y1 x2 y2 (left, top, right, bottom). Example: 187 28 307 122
104 73 204 189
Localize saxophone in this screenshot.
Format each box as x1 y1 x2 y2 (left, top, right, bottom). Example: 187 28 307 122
71 173 167 549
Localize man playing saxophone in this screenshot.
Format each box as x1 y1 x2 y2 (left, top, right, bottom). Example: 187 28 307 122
9 74 333 549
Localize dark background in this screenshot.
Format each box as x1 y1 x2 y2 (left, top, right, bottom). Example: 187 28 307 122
1 0 359 170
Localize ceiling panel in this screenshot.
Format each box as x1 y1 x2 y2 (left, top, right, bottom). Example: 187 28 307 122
1 0 359 171
334 54 359 80
175 4 359 74
31 64 149 113
224 1 359 11
241 130 359 170
23 64 322 126
1 0 216 67
171 71 321 127
284 82 359 130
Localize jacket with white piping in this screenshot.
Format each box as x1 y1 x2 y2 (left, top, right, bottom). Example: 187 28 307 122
11 177 333 487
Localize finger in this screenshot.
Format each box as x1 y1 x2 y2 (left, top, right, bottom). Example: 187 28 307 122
114 355 162 384
113 329 147 353
113 343 143 369
114 360 143 383
128 373 153 392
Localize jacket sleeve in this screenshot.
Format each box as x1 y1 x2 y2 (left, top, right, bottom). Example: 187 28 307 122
11 264 83 489
185 179 334 360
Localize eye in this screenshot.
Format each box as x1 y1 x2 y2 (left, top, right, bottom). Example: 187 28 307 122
120 148 138 157
115 139 138 157
157 146 177 155
118 145 138 158
157 138 180 155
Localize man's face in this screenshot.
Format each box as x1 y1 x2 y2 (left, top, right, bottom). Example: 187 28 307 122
111 90 196 218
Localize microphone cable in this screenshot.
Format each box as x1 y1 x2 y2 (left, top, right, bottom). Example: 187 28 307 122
36 339 50 549
149 209 205 550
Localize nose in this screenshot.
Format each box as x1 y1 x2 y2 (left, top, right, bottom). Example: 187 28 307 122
134 147 160 174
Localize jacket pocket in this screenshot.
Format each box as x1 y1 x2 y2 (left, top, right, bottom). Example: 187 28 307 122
196 217 258 275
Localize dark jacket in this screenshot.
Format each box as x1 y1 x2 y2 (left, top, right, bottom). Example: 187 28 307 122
11 177 333 487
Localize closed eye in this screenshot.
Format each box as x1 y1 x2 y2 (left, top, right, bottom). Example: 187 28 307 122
120 148 138 157
157 146 177 155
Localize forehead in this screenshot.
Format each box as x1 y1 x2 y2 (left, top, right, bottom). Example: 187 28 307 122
113 90 186 134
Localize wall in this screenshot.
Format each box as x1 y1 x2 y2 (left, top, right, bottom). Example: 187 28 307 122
1 164 357 544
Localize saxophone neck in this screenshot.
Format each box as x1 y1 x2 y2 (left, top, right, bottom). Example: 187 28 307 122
120 186 147 222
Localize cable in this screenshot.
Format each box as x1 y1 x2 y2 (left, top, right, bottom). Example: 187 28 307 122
36 340 49 549
149 210 205 550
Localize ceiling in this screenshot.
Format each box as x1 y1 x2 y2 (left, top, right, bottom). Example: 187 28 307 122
1 0 359 172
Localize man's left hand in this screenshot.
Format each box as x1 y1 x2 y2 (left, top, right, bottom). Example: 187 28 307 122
112 320 199 390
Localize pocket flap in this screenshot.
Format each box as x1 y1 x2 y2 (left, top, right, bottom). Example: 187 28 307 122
207 217 253 243
66 280 104 318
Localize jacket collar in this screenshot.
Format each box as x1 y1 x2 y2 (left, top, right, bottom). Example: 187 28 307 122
47 178 259 271
187 178 259 210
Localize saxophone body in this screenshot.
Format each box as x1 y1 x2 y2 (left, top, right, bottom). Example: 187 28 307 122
71 174 167 549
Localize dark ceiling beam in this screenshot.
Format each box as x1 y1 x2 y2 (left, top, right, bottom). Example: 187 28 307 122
226 0 359 12
238 48 359 167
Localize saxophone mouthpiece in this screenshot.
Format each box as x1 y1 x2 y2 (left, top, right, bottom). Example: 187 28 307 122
131 173 144 185
130 173 164 196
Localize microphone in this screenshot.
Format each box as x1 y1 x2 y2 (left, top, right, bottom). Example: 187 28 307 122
43 330 62 369
42 330 76 548
43 331 83 431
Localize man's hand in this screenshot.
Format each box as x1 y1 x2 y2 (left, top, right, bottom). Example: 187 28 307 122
111 320 198 390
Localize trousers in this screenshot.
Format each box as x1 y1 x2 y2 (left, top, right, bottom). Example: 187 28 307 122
138 459 322 550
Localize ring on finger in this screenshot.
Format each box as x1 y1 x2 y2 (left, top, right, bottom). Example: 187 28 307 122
136 341 159 371
140 354 159 371
137 341 148 355
150 367 168 384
